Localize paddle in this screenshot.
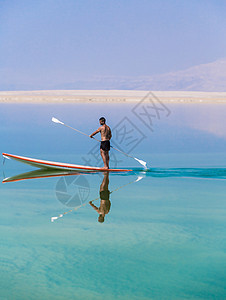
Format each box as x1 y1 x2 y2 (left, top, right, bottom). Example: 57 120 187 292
52 117 147 168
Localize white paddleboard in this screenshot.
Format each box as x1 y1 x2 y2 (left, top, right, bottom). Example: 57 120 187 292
2 153 132 172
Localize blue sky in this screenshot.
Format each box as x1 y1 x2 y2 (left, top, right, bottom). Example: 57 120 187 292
1 0 226 89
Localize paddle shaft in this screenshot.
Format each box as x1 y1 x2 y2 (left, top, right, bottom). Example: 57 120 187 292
62 123 136 159
62 123 101 142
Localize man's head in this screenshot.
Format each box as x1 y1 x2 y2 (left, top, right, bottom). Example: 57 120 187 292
99 117 106 125
98 214 105 223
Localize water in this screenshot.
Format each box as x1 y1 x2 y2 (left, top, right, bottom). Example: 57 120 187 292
1 103 226 299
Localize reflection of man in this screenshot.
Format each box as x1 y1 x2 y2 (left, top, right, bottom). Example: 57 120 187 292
89 117 112 169
89 172 111 223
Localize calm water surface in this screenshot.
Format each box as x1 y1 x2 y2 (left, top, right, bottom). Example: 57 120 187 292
1 103 226 299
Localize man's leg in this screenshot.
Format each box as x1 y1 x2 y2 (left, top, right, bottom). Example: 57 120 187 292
100 149 109 169
106 151 109 168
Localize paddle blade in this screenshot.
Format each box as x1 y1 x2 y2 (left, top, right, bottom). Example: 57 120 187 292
135 176 144 182
51 214 63 222
134 157 147 169
52 117 64 125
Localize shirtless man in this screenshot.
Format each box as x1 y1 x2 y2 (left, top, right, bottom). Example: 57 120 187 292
89 117 112 169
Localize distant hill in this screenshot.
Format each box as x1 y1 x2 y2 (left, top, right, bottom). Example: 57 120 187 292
53 58 226 92
132 58 226 92
1 58 226 92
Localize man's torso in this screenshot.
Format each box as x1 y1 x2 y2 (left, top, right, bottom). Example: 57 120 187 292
100 124 111 141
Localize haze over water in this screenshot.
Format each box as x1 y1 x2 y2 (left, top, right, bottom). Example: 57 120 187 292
1 102 226 299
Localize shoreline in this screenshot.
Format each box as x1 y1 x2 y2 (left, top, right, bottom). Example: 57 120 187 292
0 90 226 104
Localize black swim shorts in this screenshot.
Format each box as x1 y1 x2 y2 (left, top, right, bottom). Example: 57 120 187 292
100 140 110 151
100 190 110 201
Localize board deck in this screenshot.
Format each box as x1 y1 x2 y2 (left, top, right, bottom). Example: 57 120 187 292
2 153 133 172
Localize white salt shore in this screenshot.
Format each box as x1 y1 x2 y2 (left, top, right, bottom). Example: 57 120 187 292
0 90 226 104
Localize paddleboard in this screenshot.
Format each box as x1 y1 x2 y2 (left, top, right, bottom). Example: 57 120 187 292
2 153 133 172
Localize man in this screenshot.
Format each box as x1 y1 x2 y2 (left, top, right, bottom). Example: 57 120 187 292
89 117 112 169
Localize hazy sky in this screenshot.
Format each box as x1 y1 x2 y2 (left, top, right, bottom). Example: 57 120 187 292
1 0 226 88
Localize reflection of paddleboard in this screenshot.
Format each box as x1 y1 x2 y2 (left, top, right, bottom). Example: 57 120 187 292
2 168 83 183
2 153 133 172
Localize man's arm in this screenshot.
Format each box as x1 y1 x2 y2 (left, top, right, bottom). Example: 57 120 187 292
89 127 101 138
89 201 100 213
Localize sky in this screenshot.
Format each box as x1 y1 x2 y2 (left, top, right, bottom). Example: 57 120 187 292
1 0 226 89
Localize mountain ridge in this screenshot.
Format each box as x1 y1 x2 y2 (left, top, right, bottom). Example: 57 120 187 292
1 58 226 92
52 58 226 92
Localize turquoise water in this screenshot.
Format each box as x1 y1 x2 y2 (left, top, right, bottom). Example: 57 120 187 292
1 103 226 299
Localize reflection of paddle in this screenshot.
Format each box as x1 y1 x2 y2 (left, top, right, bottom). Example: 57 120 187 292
51 175 143 222
52 117 147 169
